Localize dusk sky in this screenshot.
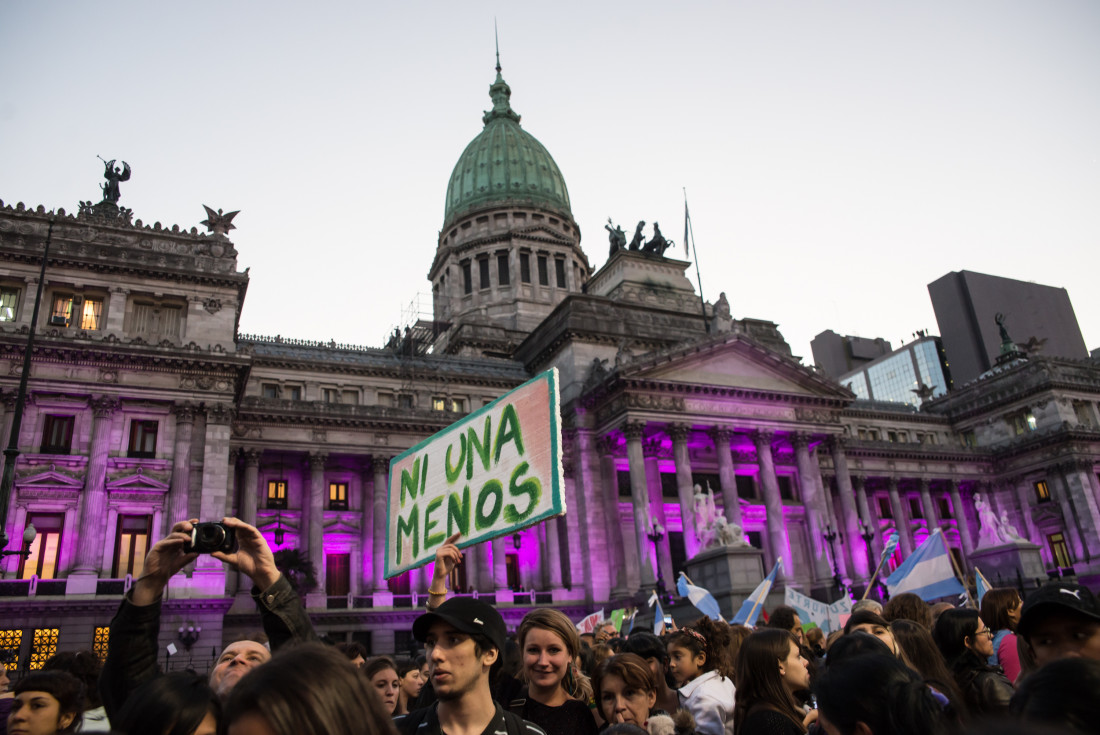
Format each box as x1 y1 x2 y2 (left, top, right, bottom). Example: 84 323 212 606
2 1 1097 364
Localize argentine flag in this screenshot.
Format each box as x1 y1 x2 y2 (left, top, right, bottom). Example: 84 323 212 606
975 567 992 604
676 573 723 621
886 528 966 601
731 559 781 626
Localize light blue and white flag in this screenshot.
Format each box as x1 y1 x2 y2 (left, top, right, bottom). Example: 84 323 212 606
975 567 992 604
677 573 723 621
886 528 966 601
731 559 782 627
654 598 667 635
784 587 852 634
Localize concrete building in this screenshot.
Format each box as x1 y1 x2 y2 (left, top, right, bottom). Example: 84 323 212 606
2 62 1100 672
928 270 1088 385
811 330 892 379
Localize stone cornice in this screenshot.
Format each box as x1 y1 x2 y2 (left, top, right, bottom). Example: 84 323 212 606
236 398 459 433
842 439 993 464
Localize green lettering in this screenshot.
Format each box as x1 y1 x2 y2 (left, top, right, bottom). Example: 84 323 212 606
400 456 422 507
396 505 419 564
445 434 467 484
424 496 445 548
504 461 542 523
493 403 525 463
467 415 492 479
475 479 503 530
447 485 471 537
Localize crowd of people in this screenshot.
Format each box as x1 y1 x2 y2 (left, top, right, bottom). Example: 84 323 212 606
2 518 1099 735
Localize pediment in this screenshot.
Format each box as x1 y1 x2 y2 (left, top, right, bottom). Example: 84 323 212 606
323 519 361 535
512 225 574 245
16 469 84 489
106 470 170 492
622 334 853 400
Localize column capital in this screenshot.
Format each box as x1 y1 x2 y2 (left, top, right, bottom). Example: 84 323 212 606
886 476 900 491
308 452 328 470
2 391 19 410
851 474 865 490
243 448 262 467
372 453 392 470
825 435 848 452
622 421 646 441
642 436 666 458
171 402 198 424
750 428 774 449
790 432 812 451
90 395 120 418
595 435 619 456
229 447 241 465
206 403 236 424
668 423 691 443
917 476 930 490
707 425 734 446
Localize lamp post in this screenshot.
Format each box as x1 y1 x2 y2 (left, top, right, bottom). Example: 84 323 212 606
858 518 876 595
0 523 37 561
646 518 668 602
177 622 201 651
274 513 285 546
823 524 844 593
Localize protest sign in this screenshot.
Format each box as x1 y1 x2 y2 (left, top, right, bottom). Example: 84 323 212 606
783 587 852 634
385 369 565 578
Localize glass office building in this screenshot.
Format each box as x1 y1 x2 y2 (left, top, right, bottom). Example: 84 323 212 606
840 336 951 406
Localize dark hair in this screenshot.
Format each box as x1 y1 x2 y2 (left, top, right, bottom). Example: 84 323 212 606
727 624 752 668
592 653 656 722
364 655 398 681
622 631 670 665
826 631 892 665
768 606 801 632
932 608 981 665
883 593 932 630
113 671 220 735
843 609 891 635
336 641 369 661
1010 657 1100 733
43 650 103 709
888 619 967 721
665 617 735 679
814 654 947 735
733 630 806 734
223 643 398 735
395 657 420 678
13 670 85 733
980 588 1022 633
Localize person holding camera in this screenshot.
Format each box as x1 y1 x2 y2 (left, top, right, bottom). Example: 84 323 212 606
100 517 318 719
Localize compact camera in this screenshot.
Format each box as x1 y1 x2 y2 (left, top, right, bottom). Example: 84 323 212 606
184 522 238 554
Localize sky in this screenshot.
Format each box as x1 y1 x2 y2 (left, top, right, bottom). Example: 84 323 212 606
2 1 1097 362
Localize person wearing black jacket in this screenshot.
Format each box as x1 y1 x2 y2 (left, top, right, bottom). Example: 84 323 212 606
932 608 1012 716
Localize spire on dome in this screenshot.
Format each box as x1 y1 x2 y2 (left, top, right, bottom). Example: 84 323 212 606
484 24 520 125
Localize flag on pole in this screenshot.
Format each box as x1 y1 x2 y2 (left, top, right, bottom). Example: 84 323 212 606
975 567 992 604
575 609 605 634
683 195 691 257
677 573 723 621
886 528 966 601
623 607 638 635
649 590 666 635
732 559 781 626
610 608 626 634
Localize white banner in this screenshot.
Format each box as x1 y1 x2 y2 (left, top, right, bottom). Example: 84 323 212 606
783 587 852 634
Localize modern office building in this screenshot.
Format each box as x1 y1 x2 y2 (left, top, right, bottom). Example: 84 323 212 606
811 330 893 379
928 270 1088 385
837 335 952 407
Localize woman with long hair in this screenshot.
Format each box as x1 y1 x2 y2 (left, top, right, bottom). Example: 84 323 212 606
665 618 736 735
112 672 219 735
814 654 947 735
733 630 812 735
516 608 598 735
932 608 1013 716
979 587 1023 683
889 619 966 713
364 656 401 716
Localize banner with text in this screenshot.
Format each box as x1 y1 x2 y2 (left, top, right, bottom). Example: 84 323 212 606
784 587 852 634
385 369 565 578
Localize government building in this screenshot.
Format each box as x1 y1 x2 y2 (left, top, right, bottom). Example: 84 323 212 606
2 61 1099 671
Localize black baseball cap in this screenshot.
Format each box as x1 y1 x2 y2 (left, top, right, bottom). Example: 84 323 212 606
412 597 507 653
1018 582 1100 640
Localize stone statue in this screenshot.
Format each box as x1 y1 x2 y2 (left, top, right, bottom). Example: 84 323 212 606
201 205 240 236
975 492 1009 547
98 157 131 203
643 222 673 255
714 292 730 320
628 221 646 250
605 218 627 257
999 510 1023 542
694 482 749 550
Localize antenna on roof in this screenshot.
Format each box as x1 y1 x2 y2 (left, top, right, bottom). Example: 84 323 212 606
494 18 502 75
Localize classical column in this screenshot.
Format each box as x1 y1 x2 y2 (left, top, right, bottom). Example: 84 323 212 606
195 404 235 578
167 403 196 527
1011 477 1040 545
561 431 591 600
852 475 881 562
598 436 633 596
828 438 864 578
624 421 656 588
643 436 673 587
752 430 790 580
306 453 327 598
887 477 914 557
544 516 564 590
371 456 389 593
918 478 940 531
0 392 17 456
948 480 974 556
491 537 509 592
670 424 699 558
792 434 832 582
73 396 119 574
709 426 742 527
238 450 261 594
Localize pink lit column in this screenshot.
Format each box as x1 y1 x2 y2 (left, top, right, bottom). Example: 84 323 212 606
709 427 742 527
597 436 633 596
73 397 119 575
643 437 674 588
792 434 831 582
828 437 865 579
167 403 196 526
238 450 260 593
670 424 698 557
370 456 389 594
887 477 914 557
491 537 509 594
918 478 940 532
752 430 791 581
624 421 657 589
853 476 881 559
306 453 327 599
1011 478 1039 546
949 480 975 558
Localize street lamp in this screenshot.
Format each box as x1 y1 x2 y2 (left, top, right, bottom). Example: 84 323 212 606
858 519 876 594
646 518 668 602
177 623 201 651
273 513 285 546
0 523 37 560
822 524 844 593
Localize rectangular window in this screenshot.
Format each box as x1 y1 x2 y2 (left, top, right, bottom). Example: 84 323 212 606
432 397 446 411
506 553 521 591
342 390 359 405
93 626 110 662
387 570 410 595
960 431 977 448
462 262 472 294
1034 480 1051 503
112 514 151 578
736 474 757 500
497 253 510 286
520 253 531 283
329 482 348 510
1048 532 1071 568
262 383 280 399
478 257 490 289
777 475 794 500
938 497 952 519
41 415 75 454
397 394 414 409
908 497 924 519
28 628 59 670
50 294 73 326
877 496 893 519
1010 410 1037 435
447 556 468 593
537 255 549 286
554 259 566 288
267 480 288 509
326 553 350 596
0 629 23 671
20 514 64 580
0 286 20 321
127 420 158 458
287 386 302 401
451 397 466 413
887 431 898 443
129 301 183 339
322 388 339 403
80 297 104 330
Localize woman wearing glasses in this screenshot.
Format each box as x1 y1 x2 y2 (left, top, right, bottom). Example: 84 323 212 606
931 608 1013 717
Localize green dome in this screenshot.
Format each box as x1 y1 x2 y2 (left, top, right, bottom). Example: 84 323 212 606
443 68 571 228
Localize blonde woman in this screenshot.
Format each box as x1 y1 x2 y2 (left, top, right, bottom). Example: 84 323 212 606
516 608 598 735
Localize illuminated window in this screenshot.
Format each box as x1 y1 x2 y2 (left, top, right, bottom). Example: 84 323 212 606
0 629 22 670
1048 532 1071 569
1009 410 1037 436
49 294 74 326
28 628 59 670
326 553 350 596
41 414 75 454
0 286 20 321
113 515 151 578
267 480 288 509
93 626 110 662
432 397 466 413
1034 480 1051 503
329 482 348 510
80 297 103 330
20 514 64 580
127 420 158 458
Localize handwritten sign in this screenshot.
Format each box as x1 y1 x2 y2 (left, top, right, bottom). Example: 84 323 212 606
783 587 852 634
385 369 565 578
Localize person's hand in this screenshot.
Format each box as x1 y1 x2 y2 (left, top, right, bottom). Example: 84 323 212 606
131 519 200 606
802 709 819 728
430 533 463 591
212 517 280 590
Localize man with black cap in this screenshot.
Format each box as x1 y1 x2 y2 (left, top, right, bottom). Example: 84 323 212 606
396 596 545 735
1017 581 1100 666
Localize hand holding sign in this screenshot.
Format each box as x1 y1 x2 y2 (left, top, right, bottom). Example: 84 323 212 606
430 532 463 592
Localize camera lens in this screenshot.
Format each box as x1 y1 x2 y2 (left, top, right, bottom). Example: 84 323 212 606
200 525 225 545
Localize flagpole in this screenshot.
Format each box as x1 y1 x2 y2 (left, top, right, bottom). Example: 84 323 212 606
683 188 708 332
944 536 975 608
861 556 889 601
